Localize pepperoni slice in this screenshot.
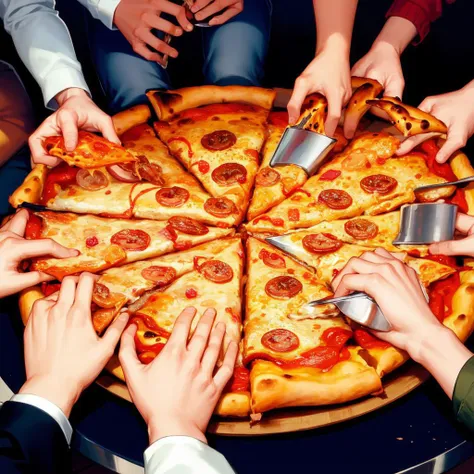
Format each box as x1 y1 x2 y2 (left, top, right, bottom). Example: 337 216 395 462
156 187 190 207
261 329 300 353
344 219 379 240
255 167 280 187
134 157 165 185
141 266 177 286
86 236 99 247
204 197 236 217
318 189 353 209
201 130 237 151
265 276 302 299
302 233 343 254
92 283 123 308
76 169 109 191
198 260 233 283
111 229 150 251
211 163 247 186
197 160 210 173
259 249 286 269
360 174 397 194
168 216 209 236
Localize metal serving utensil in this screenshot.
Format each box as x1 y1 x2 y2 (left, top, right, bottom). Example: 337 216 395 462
414 176 474 194
393 203 457 245
269 113 337 177
304 292 392 332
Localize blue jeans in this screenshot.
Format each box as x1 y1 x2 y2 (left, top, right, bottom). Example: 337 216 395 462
87 0 272 114
0 147 30 217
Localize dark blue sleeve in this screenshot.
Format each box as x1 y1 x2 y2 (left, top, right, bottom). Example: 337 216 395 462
0 401 71 473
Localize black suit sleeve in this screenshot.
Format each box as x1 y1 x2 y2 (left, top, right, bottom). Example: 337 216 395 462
0 401 71 474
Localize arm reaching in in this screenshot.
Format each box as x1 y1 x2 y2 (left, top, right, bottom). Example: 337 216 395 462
332 248 473 402
119 307 237 473
396 80 474 163
287 0 357 137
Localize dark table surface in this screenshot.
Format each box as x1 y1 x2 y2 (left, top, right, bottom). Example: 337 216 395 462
1 295 473 474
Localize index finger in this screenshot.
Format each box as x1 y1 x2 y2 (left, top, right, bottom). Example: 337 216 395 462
166 307 197 347
287 83 308 125
73 272 99 312
11 239 79 261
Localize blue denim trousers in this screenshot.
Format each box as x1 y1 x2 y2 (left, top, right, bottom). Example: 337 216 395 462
87 0 272 114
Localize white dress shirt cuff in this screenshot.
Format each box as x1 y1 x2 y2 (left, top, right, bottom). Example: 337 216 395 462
96 0 121 29
10 394 73 445
144 436 235 474
43 67 91 110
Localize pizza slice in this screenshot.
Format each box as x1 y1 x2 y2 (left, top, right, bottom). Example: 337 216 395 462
244 237 382 415
24 211 233 280
150 86 276 223
10 123 238 227
291 211 429 255
247 95 349 222
246 149 455 234
125 236 249 417
91 238 236 333
43 131 136 168
263 234 455 286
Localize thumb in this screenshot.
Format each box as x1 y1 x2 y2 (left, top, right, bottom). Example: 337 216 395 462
384 76 404 100
102 312 130 350
435 132 466 164
97 115 121 145
429 236 474 257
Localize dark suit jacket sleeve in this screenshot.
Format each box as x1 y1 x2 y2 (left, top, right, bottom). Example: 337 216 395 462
0 401 71 474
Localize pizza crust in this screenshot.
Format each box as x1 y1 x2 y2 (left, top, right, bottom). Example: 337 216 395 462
9 165 47 208
449 149 474 215
147 85 276 121
112 105 151 137
250 351 382 414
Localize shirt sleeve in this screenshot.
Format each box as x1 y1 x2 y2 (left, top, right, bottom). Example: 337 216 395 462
75 0 120 30
9 394 73 445
144 436 236 474
453 355 474 432
386 0 444 44
0 0 91 109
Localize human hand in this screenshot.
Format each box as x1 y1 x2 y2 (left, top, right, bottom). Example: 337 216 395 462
20 273 129 416
119 307 238 444
189 0 243 26
429 213 474 257
114 0 193 63
331 248 440 359
0 210 78 298
396 80 474 163
29 88 120 167
288 48 352 137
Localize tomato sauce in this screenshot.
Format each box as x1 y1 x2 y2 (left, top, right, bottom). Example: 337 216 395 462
428 272 460 322
40 162 79 204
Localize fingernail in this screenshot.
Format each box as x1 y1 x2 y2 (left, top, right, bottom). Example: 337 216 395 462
186 24 193 31
176 28 183 35
216 322 226 330
119 313 129 322
191 5 198 12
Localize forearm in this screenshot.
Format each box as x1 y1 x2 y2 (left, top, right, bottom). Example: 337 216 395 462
372 16 417 56
409 324 473 399
0 0 90 109
313 0 358 56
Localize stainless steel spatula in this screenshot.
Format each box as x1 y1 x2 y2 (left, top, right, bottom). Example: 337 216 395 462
270 99 337 176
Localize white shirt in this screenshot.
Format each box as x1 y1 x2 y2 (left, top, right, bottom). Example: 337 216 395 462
8 394 235 473
0 0 119 110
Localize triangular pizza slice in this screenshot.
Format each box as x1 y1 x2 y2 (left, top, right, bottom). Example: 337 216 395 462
25 211 233 280
11 124 238 227
150 86 276 223
245 237 382 415
127 236 249 417
246 140 455 233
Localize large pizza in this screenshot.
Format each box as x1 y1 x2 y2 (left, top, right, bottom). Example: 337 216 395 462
11 82 474 422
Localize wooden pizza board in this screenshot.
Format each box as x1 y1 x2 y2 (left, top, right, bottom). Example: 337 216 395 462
96 362 429 436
